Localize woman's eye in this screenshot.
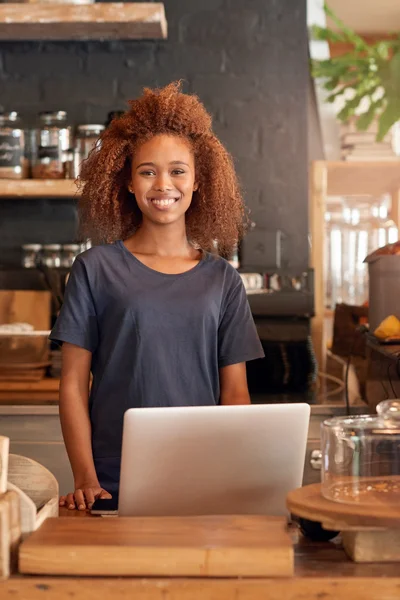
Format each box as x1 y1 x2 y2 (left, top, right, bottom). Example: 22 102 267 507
140 170 155 176
171 169 185 175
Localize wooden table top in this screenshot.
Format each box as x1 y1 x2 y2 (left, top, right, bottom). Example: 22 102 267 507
0 508 398 599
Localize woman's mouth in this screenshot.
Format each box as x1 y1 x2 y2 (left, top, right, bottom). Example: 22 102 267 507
149 197 179 210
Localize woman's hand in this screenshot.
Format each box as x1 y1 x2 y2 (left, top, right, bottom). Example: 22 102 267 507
59 481 112 511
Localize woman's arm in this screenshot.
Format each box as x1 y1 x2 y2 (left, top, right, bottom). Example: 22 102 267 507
59 342 111 509
219 363 251 405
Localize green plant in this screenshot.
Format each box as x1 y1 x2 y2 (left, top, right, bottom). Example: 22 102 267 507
311 4 400 141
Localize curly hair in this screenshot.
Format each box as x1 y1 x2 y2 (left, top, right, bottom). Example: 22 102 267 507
78 81 247 257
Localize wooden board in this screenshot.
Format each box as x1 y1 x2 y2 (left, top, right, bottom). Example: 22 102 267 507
318 160 400 196
0 291 51 369
287 483 400 530
0 490 20 578
342 529 400 563
0 3 167 41
19 515 294 577
0 179 78 198
0 291 50 331
0 437 9 494
2 578 400 600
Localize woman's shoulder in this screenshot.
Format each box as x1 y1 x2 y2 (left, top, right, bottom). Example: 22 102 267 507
75 241 122 267
204 252 243 287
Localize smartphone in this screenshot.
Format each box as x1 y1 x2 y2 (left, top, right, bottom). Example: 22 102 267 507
90 495 119 515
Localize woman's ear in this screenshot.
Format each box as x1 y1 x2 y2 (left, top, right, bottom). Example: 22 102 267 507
193 182 199 192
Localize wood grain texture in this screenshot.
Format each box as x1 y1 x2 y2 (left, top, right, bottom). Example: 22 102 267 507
0 378 59 404
8 454 58 512
7 454 58 537
0 291 51 378
0 179 78 198
310 161 327 372
317 160 400 197
0 493 10 578
19 515 294 577
7 482 36 537
3 491 21 575
0 379 59 393
287 483 400 530
2 577 400 600
0 3 167 41
0 437 9 495
0 291 50 331
342 530 400 563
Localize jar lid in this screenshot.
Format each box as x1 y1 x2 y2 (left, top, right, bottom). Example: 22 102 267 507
0 111 19 122
324 400 400 434
43 244 62 251
62 244 81 251
77 124 105 133
22 244 42 251
39 111 67 124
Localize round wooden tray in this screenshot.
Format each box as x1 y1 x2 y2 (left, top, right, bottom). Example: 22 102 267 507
287 483 400 530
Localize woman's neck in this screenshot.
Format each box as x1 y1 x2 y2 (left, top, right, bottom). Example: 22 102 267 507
125 221 196 258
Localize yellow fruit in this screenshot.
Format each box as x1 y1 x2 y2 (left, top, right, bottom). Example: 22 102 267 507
374 315 400 340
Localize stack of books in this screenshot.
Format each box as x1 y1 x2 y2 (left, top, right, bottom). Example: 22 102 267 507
340 119 400 161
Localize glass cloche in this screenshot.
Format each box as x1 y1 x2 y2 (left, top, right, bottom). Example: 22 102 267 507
321 400 400 505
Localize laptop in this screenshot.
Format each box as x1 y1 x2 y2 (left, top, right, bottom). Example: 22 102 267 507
116 403 310 517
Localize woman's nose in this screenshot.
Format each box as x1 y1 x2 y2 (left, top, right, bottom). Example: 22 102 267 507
154 172 172 191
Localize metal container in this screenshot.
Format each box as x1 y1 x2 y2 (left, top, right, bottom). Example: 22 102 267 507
32 111 71 180
0 112 28 179
366 255 400 332
321 400 400 506
73 124 104 178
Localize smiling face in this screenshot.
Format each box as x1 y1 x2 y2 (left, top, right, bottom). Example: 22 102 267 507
129 134 198 227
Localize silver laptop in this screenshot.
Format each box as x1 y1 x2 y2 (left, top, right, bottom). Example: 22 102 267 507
118 403 310 517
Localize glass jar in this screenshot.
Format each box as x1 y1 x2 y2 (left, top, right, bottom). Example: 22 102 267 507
73 124 104 178
21 244 42 268
321 400 400 506
41 244 62 268
61 244 81 268
0 112 28 179
32 111 71 180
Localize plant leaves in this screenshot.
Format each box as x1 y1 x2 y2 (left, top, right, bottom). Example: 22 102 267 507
389 52 400 96
356 98 384 131
337 95 364 121
377 99 400 141
310 24 347 44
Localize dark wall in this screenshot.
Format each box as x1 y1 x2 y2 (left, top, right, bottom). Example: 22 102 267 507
0 0 308 270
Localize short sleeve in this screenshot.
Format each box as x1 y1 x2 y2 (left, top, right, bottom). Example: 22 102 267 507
49 257 99 353
218 274 264 368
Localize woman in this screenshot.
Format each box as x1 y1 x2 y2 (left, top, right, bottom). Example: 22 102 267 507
51 82 264 510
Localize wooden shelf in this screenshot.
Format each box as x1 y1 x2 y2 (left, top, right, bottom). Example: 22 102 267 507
0 180 78 198
0 2 167 41
0 378 60 404
318 160 400 197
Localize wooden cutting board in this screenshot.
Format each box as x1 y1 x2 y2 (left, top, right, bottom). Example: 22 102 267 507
0 291 51 330
19 515 294 577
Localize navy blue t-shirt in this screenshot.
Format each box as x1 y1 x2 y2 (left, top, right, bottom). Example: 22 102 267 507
50 241 264 491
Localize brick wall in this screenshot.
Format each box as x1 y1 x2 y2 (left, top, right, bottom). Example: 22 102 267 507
0 0 308 269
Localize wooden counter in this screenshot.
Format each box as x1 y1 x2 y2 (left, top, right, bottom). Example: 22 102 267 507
1 513 399 599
